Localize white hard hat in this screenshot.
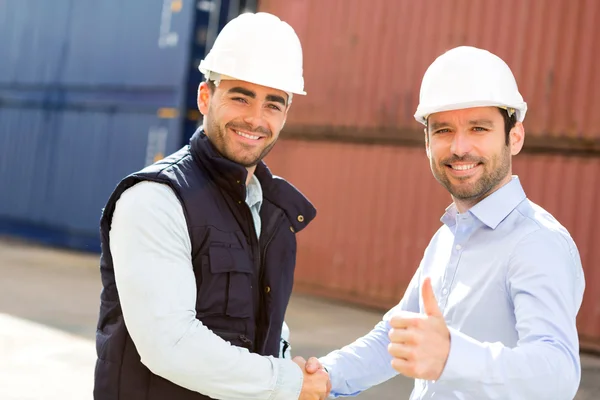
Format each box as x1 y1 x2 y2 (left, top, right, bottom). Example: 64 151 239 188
414 46 527 125
199 12 306 100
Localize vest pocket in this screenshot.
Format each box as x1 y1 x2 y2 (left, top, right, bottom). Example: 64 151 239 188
213 330 254 350
196 245 253 318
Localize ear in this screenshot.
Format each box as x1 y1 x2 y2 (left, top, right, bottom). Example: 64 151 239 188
198 82 211 115
510 122 525 156
424 128 431 159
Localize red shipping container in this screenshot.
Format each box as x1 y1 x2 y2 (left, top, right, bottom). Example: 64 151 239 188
265 140 600 349
260 0 600 143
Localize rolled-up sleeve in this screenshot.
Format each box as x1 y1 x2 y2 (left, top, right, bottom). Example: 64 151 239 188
110 181 303 400
438 228 585 399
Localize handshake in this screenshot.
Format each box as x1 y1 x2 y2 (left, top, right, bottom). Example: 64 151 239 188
289 278 452 400
293 356 331 400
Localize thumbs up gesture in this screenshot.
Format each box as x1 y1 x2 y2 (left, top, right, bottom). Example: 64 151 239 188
387 277 451 380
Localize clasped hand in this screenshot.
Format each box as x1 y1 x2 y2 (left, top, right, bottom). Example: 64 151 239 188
293 356 331 400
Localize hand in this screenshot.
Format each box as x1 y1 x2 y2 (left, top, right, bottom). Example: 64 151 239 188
294 356 331 400
303 357 332 396
387 277 450 380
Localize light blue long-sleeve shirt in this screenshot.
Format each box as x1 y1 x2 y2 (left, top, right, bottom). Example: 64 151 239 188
320 176 585 399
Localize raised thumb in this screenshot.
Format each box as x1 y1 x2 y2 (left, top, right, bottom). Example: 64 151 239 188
421 277 442 317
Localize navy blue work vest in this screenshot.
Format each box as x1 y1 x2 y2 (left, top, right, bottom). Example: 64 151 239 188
93 129 316 399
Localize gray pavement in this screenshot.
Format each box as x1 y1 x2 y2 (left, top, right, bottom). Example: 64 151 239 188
1 237 599 399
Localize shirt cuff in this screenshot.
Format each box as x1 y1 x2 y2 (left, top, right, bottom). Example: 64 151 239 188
318 358 357 399
437 327 486 383
270 359 303 400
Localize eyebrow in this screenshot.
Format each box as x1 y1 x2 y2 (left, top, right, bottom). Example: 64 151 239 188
266 94 286 106
228 86 256 98
227 86 287 106
429 121 450 131
468 119 495 127
429 118 496 131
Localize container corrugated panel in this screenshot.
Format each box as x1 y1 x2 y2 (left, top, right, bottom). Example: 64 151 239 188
0 0 249 251
0 108 180 246
264 140 449 307
1 1 190 87
259 0 600 141
264 140 600 346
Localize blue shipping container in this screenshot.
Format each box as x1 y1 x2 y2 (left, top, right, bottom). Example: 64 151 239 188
0 0 256 252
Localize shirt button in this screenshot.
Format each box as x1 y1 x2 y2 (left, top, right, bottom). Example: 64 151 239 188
442 288 449 295
297 215 304 222
455 244 462 250
289 226 295 233
265 286 271 293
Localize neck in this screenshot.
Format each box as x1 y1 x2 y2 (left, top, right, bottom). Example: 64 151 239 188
245 165 257 186
453 198 478 214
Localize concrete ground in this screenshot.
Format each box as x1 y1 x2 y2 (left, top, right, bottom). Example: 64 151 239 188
1 237 599 399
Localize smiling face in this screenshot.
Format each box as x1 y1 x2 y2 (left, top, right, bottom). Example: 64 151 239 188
197 79 289 168
425 106 525 210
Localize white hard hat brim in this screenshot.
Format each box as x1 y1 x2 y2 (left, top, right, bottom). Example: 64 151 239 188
199 63 306 96
414 100 527 125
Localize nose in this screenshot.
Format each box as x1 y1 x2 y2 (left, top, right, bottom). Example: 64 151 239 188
242 102 267 130
450 130 473 157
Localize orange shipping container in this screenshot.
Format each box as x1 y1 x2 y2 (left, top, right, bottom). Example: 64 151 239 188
264 141 600 349
259 0 600 150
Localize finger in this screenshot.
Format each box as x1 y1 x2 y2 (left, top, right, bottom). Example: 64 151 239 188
422 277 443 317
387 342 415 361
389 311 422 328
389 314 424 329
391 357 416 377
315 370 330 399
388 327 416 344
305 357 322 374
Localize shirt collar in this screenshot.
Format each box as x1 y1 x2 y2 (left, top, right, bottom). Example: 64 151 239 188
441 176 527 229
245 174 263 210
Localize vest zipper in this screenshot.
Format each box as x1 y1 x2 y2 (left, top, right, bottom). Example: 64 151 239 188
256 210 285 353
241 203 261 352
243 201 284 353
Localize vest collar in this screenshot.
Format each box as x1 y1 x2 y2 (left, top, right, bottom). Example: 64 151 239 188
189 128 316 232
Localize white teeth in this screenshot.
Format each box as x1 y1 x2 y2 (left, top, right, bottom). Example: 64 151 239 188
236 131 260 140
451 164 477 171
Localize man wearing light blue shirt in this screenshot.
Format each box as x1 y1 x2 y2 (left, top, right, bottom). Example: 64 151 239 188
303 46 585 399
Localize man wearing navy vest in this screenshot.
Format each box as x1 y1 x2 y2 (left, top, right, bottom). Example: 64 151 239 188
93 12 329 400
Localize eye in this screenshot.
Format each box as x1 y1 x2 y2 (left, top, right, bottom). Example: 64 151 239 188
232 97 248 104
472 127 489 132
433 128 451 134
267 104 282 112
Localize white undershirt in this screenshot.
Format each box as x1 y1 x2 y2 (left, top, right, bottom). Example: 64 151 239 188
109 180 302 399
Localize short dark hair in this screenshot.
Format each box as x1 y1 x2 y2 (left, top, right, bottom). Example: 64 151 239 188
500 108 517 146
206 79 216 93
